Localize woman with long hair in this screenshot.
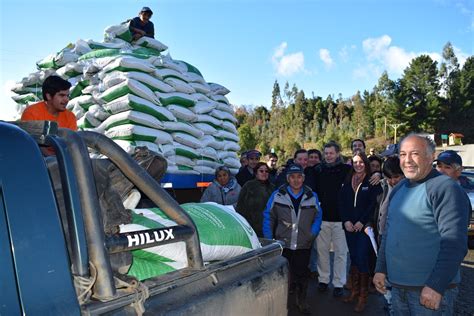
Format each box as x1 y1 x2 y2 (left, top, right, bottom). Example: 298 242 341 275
236 162 275 237
339 152 380 313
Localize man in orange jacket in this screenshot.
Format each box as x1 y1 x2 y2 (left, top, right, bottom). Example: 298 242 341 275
21 75 77 155
21 75 77 131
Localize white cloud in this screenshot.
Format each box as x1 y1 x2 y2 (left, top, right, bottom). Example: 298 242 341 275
361 35 445 76
363 35 392 61
319 48 334 68
273 42 287 59
384 46 418 73
272 42 305 76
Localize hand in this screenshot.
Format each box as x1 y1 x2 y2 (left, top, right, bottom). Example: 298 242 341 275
420 286 442 310
369 172 382 185
344 221 355 232
373 273 387 294
354 221 364 232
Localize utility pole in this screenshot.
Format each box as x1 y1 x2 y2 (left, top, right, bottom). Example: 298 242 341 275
384 117 387 139
389 123 404 143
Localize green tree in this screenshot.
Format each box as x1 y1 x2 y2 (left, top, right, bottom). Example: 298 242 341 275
371 71 399 138
439 42 460 101
283 81 291 106
238 123 257 151
352 91 370 138
397 55 441 132
456 56 474 141
271 80 283 110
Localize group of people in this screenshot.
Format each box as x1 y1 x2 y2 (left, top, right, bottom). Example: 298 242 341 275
200 137 471 315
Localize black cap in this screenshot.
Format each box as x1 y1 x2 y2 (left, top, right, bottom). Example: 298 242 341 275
435 150 462 166
286 164 304 175
141 6 153 14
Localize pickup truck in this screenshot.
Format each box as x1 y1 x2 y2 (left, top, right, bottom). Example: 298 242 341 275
0 121 288 315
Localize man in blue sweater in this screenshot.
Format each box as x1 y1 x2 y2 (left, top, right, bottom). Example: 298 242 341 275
374 134 470 315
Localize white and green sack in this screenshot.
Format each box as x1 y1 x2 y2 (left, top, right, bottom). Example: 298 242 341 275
121 202 261 280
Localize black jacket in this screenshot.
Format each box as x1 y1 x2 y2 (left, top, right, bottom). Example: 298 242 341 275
314 162 351 222
235 166 254 187
339 175 381 227
236 179 275 237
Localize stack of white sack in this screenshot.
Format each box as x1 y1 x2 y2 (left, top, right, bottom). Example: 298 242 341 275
11 21 240 175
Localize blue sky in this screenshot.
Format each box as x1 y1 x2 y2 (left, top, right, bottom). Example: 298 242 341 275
1 0 472 120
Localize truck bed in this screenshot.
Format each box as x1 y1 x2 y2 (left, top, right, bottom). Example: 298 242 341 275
0 121 288 315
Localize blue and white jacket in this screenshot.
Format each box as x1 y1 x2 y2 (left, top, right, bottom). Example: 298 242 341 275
263 185 322 250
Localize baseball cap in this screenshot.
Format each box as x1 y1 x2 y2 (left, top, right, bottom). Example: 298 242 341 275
246 150 261 159
286 164 304 175
380 144 399 157
141 6 153 14
435 150 462 166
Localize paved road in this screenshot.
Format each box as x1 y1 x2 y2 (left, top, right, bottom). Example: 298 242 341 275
455 248 474 315
288 248 474 315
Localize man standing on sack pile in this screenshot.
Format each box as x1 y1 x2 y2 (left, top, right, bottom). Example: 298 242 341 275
373 134 470 315
130 7 155 40
263 164 322 314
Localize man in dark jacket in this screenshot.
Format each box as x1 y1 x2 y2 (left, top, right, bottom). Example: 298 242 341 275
263 164 322 314
236 150 261 186
265 152 279 184
314 141 351 297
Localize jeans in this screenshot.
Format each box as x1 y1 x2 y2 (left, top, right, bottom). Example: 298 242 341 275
391 286 458 316
345 230 371 273
384 280 393 316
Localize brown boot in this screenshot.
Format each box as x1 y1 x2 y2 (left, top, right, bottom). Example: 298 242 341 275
354 273 369 313
342 266 359 303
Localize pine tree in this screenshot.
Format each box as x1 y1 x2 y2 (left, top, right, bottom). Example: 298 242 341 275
397 55 441 132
